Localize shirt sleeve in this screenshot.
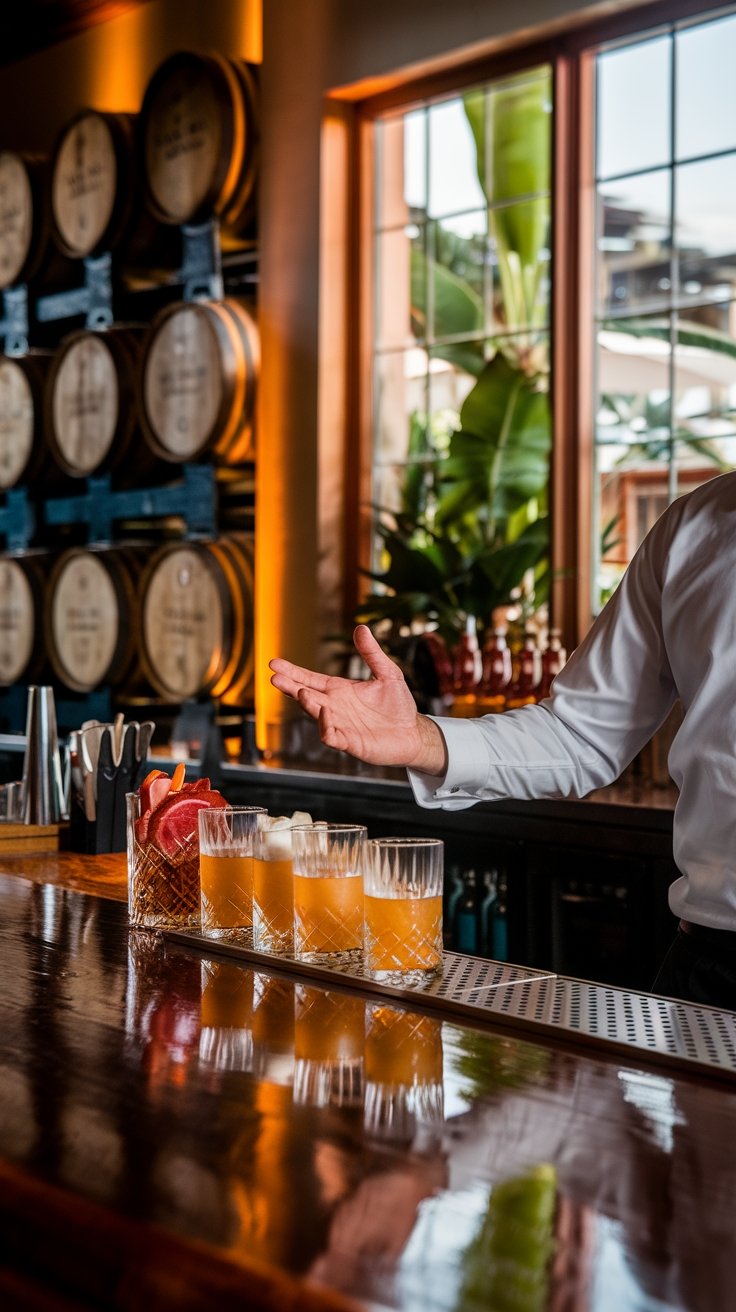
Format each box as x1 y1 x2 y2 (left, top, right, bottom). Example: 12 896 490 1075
408 508 679 810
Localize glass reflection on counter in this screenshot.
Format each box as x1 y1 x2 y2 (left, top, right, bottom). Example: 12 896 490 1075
294 985 364 1108
199 959 254 1073
251 971 296 1086
364 1004 444 1144
126 930 201 1092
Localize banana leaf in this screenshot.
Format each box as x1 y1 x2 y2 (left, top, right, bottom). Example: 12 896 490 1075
411 244 485 376
465 72 551 333
436 355 551 528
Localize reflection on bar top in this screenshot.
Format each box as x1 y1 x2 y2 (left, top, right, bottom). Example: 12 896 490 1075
1 871 735 1312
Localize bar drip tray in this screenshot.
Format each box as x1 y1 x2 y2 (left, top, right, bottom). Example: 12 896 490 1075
166 930 736 1082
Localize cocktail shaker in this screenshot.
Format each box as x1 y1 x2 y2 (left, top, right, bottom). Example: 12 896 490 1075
21 685 65 824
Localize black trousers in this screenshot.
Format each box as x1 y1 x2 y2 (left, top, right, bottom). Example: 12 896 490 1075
651 925 736 1010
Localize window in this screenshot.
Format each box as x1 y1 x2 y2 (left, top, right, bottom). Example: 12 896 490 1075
366 68 552 636
593 10 736 609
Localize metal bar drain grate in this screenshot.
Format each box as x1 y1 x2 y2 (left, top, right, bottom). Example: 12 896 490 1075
167 930 736 1082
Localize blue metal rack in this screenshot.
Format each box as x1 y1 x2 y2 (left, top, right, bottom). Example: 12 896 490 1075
0 285 29 355
43 463 218 544
0 489 36 551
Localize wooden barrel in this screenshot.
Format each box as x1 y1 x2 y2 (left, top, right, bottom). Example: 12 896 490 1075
50 110 136 259
45 547 140 692
45 327 140 478
139 298 257 464
140 51 259 234
0 152 55 290
0 352 53 490
138 536 254 704
0 553 46 685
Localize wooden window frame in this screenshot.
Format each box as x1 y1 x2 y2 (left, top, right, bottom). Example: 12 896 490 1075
336 0 730 651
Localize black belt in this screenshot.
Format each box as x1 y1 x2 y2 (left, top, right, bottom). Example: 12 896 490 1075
679 918 735 944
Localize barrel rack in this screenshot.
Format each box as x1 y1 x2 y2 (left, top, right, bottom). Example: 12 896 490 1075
0 55 259 737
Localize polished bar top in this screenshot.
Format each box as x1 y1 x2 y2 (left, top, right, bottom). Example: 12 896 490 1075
1 858 736 1311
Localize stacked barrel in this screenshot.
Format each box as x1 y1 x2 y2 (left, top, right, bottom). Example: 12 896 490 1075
0 50 260 716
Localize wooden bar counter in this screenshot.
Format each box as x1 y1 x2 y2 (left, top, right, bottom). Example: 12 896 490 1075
1 853 736 1310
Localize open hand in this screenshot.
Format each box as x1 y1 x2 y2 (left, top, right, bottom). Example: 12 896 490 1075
269 625 447 774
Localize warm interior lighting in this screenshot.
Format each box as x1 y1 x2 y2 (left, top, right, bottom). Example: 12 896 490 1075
81 0 261 112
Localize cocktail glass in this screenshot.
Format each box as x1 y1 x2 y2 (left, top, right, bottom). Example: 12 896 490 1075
252 818 297 953
364 837 444 986
291 823 366 963
126 791 201 929
198 806 266 939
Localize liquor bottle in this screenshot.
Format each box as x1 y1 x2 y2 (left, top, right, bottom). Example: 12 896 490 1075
504 632 539 709
488 874 508 961
477 626 512 713
454 870 478 954
537 628 567 700
418 631 454 702
479 869 498 956
451 616 480 717
444 865 465 949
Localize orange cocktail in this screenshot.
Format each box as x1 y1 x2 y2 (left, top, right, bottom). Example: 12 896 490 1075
294 872 364 956
198 806 265 938
364 894 443 973
291 823 366 963
200 852 254 930
364 838 444 984
253 855 293 948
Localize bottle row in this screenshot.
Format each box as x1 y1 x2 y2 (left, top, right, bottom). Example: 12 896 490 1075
0 537 254 707
417 622 567 716
0 49 259 291
444 865 508 960
0 297 258 489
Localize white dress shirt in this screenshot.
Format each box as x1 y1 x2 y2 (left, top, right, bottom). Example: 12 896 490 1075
408 471 736 930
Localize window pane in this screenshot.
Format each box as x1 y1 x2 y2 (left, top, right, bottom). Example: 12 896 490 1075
677 14 736 161
430 211 486 341
677 155 736 305
490 197 551 329
597 36 671 179
370 64 552 624
675 323 736 460
428 351 478 455
375 225 425 350
597 446 672 587
373 463 408 518
374 349 428 465
376 109 426 230
428 96 485 219
597 171 671 314
596 320 671 450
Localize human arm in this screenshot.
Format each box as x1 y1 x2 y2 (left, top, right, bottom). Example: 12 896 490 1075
271 507 678 804
410 511 679 808
269 623 448 774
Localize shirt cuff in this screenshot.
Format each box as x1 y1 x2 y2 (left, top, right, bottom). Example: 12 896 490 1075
407 715 495 807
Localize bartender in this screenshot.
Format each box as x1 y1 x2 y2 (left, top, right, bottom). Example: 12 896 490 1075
271 471 736 1010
